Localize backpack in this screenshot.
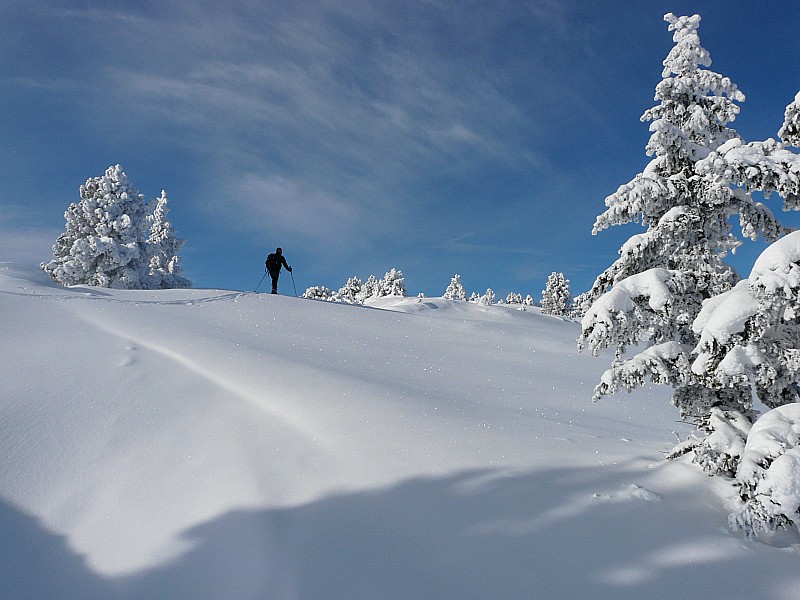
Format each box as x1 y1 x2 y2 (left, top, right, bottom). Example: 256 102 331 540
266 253 280 273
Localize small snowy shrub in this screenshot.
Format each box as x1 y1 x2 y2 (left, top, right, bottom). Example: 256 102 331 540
303 286 332 300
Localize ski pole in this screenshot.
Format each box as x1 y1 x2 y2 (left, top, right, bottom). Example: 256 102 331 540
254 269 267 292
290 269 297 297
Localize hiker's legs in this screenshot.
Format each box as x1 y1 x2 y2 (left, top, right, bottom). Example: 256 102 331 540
270 272 279 294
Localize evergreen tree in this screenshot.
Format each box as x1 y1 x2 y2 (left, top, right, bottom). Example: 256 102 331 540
146 191 191 289
302 286 332 300
506 292 523 305
779 92 800 147
541 272 572 316
579 14 791 433
692 230 800 412
443 274 467 300
378 268 406 297
479 288 495 305
357 275 380 302
337 276 363 304
42 165 152 288
730 404 800 538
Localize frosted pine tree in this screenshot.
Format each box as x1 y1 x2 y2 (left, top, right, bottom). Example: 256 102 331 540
337 276 363 304
42 165 152 288
479 288 495 305
506 292 523 305
378 268 406 297
146 191 191 289
579 14 793 429
357 275 380 302
443 274 467 300
693 230 800 412
779 92 800 147
541 272 571 316
302 286 332 300
729 404 800 537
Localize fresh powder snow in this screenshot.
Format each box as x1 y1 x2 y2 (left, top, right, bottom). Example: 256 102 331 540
1 263 799 599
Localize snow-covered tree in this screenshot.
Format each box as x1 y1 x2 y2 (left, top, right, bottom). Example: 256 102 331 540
479 288 495 305
506 292 523 305
579 14 794 432
468 292 480 303
302 285 332 301
524 294 535 306
357 275 380 303
42 165 152 288
730 404 800 537
693 230 800 411
377 268 406 297
146 190 191 289
443 274 467 300
779 92 800 148
541 272 572 316
337 276 363 304
570 291 590 318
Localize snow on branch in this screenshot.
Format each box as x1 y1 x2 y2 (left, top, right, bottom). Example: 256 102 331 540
732 404 800 536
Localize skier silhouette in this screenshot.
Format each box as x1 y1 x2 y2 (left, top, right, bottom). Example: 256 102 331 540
265 247 292 294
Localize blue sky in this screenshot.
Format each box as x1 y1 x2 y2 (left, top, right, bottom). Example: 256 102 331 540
2 1 800 298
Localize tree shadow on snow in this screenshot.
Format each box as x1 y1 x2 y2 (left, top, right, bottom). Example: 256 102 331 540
3 465 798 599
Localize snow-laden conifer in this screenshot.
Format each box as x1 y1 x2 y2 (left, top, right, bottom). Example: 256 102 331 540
779 92 800 148
443 274 467 300
479 288 495 305
579 14 795 441
146 191 191 289
42 165 152 288
541 272 571 316
302 286 332 301
337 276 363 304
378 268 406 297
692 230 800 411
357 275 380 303
730 404 800 537
506 292 523 305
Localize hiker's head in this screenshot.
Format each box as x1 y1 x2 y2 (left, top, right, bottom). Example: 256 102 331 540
276 247 282 254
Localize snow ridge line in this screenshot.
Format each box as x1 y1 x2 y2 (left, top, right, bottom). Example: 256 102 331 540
74 309 325 445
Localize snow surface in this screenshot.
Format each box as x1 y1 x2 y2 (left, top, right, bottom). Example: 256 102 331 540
2 263 799 599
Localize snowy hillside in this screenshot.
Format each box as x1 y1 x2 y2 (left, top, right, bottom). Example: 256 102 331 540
1 263 799 599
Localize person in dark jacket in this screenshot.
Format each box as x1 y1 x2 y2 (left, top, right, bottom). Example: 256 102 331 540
265 247 292 294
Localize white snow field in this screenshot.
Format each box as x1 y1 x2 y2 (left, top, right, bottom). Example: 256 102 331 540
1 263 799 599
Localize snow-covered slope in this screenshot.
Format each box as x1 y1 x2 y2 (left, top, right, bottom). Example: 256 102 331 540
1 263 798 599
